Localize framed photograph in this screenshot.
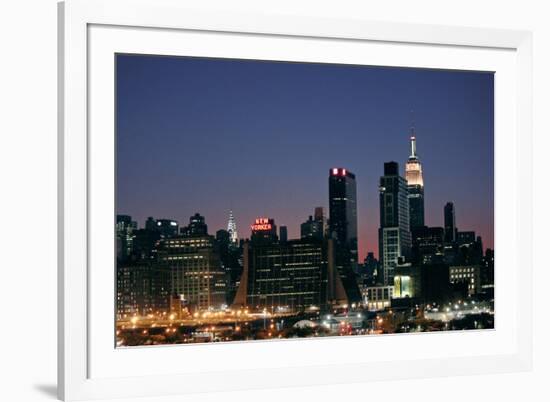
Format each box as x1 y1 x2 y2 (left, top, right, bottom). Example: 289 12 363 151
58 0 533 400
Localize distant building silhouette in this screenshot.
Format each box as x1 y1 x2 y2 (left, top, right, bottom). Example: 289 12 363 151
444 202 457 244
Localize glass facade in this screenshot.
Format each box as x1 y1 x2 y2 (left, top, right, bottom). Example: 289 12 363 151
158 236 227 311
379 162 411 285
245 239 329 312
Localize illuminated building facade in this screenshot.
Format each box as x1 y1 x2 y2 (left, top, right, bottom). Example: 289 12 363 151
227 210 239 246
378 162 411 285
449 265 481 296
329 168 362 303
241 239 331 311
158 223 227 311
116 261 171 319
363 285 394 311
405 134 425 229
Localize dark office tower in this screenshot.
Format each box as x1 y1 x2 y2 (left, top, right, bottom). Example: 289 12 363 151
457 231 476 246
231 238 346 312
363 252 380 286
481 248 495 292
145 216 157 231
301 215 323 240
132 228 161 260
216 229 230 245
328 168 361 304
405 134 425 229
329 168 358 269
182 213 208 236
279 226 288 243
215 229 230 270
116 215 137 262
378 162 411 285
411 226 445 264
156 218 179 238
314 206 326 236
444 202 457 244
216 229 243 305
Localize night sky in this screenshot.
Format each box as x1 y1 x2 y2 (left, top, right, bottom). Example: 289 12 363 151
116 54 494 260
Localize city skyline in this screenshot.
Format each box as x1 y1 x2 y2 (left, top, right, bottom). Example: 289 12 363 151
116 54 494 260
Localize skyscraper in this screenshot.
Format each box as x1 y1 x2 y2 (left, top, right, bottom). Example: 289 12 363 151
227 210 238 246
301 215 324 240
301 207 325 240
444 202 457 244
279 226 288 243
155 218 179 238
116 214 137 261
405 134 425 229
328 168 361 303
181 212 208 236
379 162 411 285
314 206 326 236
328 168 358 269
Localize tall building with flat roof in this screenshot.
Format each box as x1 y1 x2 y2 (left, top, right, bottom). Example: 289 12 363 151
328 168 362 303
444 202 457 244
158 216 227 311
279 226 288 243
379 161 411 285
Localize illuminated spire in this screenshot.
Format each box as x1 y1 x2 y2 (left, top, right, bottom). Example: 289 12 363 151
409 109 418 159
227 210 238 245
410 134 417 159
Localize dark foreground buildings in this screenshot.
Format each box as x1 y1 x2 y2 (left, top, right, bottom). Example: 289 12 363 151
116 261 171 319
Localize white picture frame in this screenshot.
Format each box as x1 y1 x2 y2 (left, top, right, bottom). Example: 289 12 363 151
58 0 533 400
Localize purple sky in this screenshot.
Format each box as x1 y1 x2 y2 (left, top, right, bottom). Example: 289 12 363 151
116 54 494 260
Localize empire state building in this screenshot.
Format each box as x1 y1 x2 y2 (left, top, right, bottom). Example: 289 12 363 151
405 134 425 229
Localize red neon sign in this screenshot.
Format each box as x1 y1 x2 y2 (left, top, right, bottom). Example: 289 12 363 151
251 217 273 231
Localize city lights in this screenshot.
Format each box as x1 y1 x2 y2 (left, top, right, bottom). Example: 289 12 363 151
116 124 494 347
